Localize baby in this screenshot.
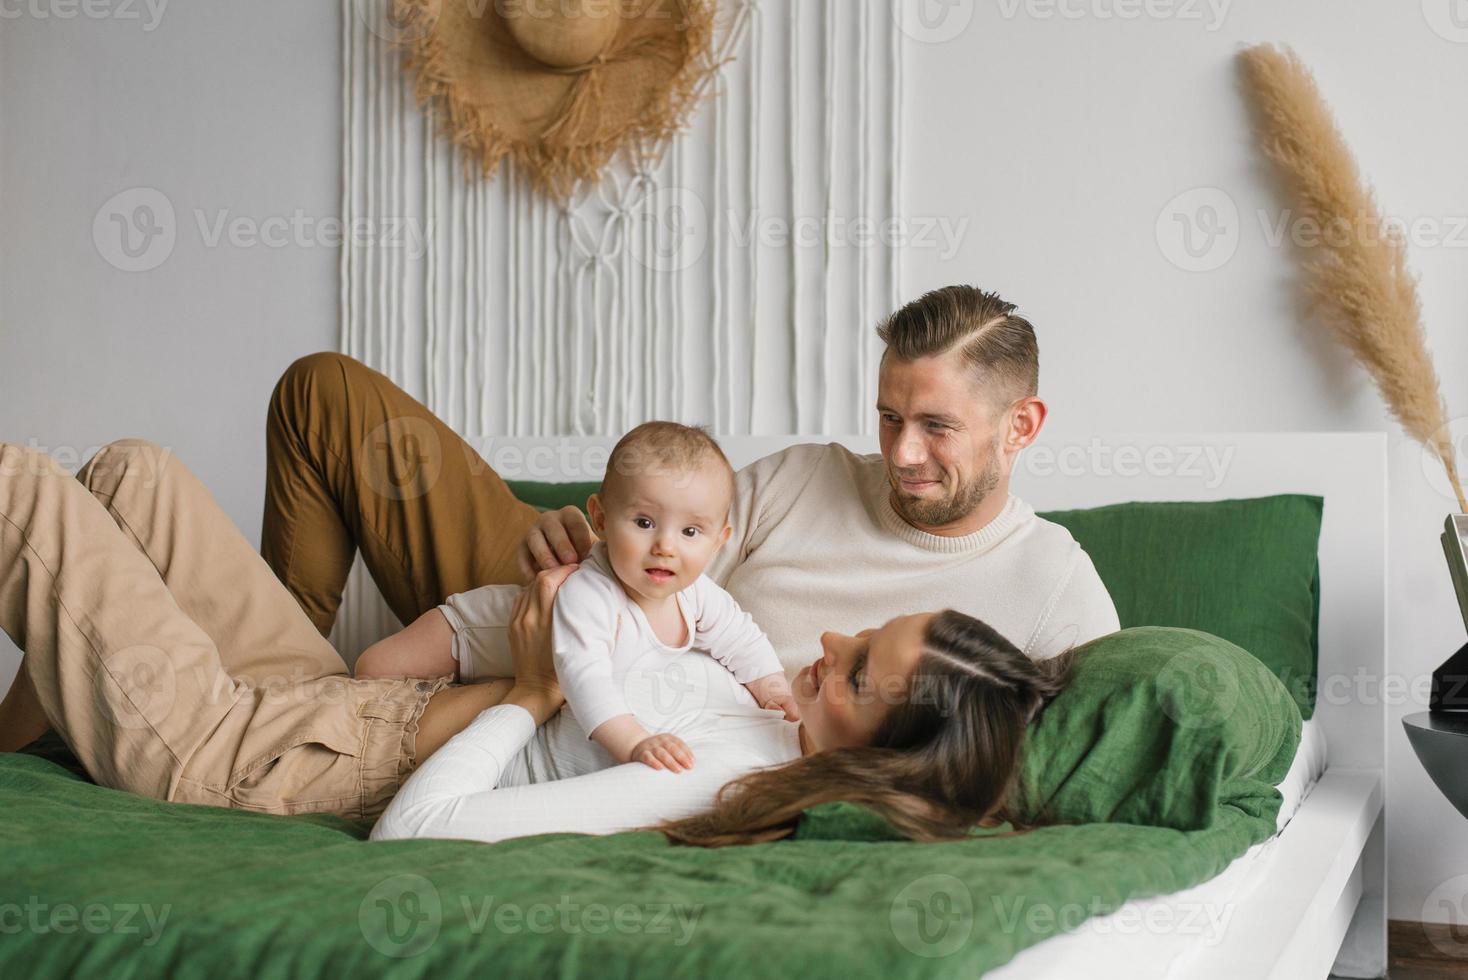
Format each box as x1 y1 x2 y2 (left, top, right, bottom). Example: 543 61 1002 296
355 421 796 773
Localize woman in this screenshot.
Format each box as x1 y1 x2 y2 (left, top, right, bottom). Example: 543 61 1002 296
371 595 1077 846
0 439 1075 841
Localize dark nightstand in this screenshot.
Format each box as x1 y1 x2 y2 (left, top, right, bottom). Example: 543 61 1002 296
1404 711 1468 819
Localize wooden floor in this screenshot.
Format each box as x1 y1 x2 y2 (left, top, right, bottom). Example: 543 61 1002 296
1388 920 1468 979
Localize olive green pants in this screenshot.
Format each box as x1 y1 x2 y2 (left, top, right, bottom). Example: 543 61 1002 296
261 351 542 637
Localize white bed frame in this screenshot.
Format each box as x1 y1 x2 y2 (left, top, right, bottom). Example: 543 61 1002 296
339 429 1387 979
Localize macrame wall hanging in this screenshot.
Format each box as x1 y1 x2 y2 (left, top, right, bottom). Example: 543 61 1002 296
335 0 905 652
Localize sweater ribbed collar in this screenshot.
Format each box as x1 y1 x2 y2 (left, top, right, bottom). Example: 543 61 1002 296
874 484 1034 554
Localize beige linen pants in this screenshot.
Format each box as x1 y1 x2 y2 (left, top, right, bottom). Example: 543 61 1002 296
0 439 448 819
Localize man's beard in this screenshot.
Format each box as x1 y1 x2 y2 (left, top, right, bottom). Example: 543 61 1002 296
888 452 1001 528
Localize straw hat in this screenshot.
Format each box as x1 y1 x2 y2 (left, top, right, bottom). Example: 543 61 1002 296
395 0 718 200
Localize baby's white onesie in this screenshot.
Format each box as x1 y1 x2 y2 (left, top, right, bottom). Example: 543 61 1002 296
438 541 784 738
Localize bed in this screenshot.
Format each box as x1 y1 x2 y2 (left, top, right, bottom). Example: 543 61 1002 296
0 431 1386 978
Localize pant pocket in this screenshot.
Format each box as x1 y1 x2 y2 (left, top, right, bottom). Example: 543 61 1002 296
226 726 365 814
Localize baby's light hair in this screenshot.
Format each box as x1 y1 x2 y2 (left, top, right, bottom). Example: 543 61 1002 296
602 422 736 522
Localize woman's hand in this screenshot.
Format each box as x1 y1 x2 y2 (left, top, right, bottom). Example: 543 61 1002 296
503 565 577 723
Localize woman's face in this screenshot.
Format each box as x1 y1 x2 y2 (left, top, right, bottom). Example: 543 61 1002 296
793 613 934 753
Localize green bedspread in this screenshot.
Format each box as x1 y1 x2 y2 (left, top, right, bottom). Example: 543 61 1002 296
0 627 1298 978
0 751 1270 978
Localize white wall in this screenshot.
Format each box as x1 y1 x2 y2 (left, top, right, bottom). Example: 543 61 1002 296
3 0 1466 929
0 6 338 687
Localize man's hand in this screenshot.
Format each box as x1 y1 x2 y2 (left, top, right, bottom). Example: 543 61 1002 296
631 733 696 773
516 506 599 580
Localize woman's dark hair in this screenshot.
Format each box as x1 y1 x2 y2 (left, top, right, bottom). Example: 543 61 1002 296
659 610 1078 847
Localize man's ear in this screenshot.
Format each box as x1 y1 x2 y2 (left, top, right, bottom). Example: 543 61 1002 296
1004 396 1048 453
586 493 606 535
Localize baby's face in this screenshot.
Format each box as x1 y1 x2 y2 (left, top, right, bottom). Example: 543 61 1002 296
591 465 733 603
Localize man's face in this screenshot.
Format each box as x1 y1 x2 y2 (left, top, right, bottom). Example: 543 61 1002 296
876 351 1008 531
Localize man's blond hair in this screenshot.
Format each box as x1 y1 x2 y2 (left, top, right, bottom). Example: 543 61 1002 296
876 285 1039 411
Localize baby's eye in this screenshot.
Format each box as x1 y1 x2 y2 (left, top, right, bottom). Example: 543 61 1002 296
682 527 700 538
634 517 654 530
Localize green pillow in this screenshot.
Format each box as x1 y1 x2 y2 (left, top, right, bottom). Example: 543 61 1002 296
1041 495 1322 719
1015 626 1301 831
504 480 600 514
795 626 1301 840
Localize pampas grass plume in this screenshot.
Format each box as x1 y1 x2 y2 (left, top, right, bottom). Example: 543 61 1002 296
1240 44 1466 511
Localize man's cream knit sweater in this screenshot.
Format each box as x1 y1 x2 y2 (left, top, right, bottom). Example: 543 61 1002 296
704 443 1120 676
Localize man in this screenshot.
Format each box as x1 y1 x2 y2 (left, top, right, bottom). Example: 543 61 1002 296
520 284 1118 668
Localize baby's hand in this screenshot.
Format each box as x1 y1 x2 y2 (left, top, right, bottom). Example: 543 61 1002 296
632 733 696 773
746 672 800 722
